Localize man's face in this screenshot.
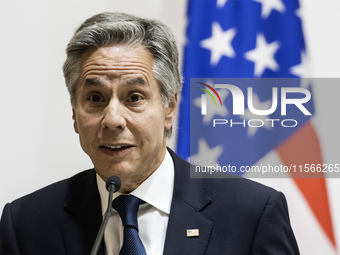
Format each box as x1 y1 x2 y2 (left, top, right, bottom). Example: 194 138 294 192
72 44 177 193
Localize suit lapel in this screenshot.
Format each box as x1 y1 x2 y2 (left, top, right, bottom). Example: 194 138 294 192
163 149 213 255
61 170 105 255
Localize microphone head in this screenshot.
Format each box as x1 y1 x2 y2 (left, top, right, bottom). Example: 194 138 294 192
105 176 121 193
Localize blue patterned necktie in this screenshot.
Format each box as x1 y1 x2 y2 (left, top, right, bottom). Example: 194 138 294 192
113 195 147 255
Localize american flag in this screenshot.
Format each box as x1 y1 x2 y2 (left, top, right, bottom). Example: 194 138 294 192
177 0 336 253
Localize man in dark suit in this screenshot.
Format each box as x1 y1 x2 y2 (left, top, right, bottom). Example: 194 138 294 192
0 12 299 254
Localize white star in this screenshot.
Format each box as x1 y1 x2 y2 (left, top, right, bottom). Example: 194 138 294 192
290 51 308 78
241 93 273 136
253 0 285 19
290 51 311 88
217 0 228 9
200 22 236 66
190 138 223 166
295 8 302 19
244 33 280 77
194 85 229 125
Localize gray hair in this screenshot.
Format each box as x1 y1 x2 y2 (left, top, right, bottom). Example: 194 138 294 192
63 12 182 137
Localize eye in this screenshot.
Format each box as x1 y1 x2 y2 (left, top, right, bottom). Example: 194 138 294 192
128 94 143 103
88 94 103 103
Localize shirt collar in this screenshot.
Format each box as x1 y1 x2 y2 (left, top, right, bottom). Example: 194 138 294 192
97 149 174 215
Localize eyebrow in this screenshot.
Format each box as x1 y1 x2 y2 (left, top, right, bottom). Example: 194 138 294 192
84 78 102 87
125 77 146 86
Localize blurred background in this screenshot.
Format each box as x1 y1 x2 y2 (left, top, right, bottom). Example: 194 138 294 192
0 0 339 254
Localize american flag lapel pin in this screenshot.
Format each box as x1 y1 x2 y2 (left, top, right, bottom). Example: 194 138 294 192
186 229 199 237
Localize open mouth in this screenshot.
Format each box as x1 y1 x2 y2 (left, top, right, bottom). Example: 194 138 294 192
100 145 133 151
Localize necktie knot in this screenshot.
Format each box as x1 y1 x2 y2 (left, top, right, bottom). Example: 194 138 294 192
113 195 142 229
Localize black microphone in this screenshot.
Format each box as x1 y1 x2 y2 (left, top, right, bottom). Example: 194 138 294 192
90 176 121 255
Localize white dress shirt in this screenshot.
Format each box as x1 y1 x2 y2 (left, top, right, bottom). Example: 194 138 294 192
96 150 175 255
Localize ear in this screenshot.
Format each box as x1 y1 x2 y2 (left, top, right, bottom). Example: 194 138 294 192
72 108 79 134
164 93 178 130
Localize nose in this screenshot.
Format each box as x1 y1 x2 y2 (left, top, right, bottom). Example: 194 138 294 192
101 99 126 130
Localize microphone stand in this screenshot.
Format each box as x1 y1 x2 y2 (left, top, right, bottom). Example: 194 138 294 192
90 176 120 255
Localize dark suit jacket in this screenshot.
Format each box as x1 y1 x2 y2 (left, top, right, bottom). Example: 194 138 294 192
0 149 299 254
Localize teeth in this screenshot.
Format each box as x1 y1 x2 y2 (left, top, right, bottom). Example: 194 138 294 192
104 145 128 149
